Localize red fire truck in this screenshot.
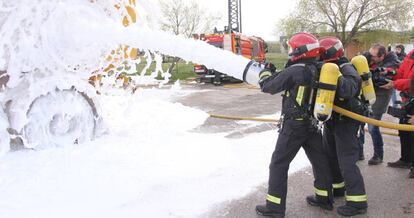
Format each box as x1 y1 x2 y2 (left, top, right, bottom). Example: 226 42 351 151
193 32 267 84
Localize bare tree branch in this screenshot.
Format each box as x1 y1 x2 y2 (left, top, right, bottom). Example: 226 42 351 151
278 0 413 46
159 0 221 74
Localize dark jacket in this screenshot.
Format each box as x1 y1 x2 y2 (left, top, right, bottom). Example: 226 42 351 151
260 60 319 119
335 58 361 100
370 51 400 115
334 58 363 116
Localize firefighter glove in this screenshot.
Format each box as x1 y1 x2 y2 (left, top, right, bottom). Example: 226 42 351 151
259 70 272 83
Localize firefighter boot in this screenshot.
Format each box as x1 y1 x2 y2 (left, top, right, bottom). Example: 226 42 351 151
333 182 346 197
337 205 367 216
333 187 345 197
306 195 333 211
409 168 414 179
255 205 285 218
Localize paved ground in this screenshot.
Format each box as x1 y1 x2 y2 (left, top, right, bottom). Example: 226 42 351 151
177 83 414 218
178 83 281 138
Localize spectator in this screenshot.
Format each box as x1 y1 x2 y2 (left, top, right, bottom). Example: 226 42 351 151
390 44 407 107
363 44 400 165
381 49 414 178
395 44 407 62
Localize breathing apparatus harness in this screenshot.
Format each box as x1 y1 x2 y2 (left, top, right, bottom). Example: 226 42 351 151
280 62 337 130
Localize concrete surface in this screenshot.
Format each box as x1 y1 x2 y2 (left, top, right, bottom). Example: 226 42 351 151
177 83 414 218
178 83 281 138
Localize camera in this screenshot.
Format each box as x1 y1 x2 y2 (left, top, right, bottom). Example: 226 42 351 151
387 92 414 123
371 67 396 87
387 106 408 122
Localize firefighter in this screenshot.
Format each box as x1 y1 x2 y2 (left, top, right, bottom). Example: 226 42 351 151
305 36 368 216
255 32 333 218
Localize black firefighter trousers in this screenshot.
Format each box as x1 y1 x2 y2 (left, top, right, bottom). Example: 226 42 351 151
323 119 368 208
398 118 414 167
266 119 332 213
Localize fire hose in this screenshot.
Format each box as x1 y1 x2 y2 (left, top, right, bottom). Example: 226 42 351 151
218 80 408 135
219 57 413 136
332 105 410 133
209 105 408 137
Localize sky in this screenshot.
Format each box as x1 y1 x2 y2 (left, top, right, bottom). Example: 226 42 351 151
195 0 298 41
163 0 414 42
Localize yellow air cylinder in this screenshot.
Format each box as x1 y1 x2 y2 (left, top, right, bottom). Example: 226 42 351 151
314 63 340 122
351 55 376 105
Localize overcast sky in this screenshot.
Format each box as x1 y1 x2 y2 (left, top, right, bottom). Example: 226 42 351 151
195 0 297 41
150 0 413 41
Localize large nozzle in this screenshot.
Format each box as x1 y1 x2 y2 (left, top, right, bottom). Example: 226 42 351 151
243 61 264 86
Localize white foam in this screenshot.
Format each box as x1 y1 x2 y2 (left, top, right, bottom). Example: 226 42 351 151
0 2 313 217
0 0 250 138
0 88 311 218
0 0 250 88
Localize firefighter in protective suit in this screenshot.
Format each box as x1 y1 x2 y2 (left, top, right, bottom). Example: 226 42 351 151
255 33 333 218
306 36 368 216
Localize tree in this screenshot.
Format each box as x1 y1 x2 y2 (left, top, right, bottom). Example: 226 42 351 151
277 0 414 46
159 0 221 74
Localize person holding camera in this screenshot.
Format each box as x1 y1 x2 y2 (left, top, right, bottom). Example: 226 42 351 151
363 44 400 165
380 49 414 178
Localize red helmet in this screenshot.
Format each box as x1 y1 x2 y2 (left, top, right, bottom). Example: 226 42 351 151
319 36 344 62
288 32 320 62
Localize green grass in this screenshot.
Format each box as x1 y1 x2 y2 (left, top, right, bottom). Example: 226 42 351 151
112 60 196 83
163 53 289 82
266 53 288 70
121 53 288 83
164 62 196 81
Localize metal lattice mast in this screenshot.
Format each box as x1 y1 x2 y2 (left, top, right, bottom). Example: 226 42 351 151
228 0 240 33
239 0 242 33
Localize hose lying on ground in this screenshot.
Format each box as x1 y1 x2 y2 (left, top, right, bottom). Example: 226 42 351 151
209 114 278 123
209 106 406 137
363 128 398 137
216 83 412 133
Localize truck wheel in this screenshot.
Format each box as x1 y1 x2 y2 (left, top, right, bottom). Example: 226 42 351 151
22 89 98 149
196 77 202 83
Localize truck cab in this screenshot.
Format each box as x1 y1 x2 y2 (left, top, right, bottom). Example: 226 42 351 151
193 32 267 84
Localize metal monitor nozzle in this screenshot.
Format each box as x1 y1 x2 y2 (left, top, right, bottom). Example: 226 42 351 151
243 61 264 86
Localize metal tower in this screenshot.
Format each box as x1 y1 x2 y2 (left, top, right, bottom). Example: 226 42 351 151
228 0 242 33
